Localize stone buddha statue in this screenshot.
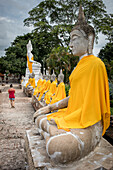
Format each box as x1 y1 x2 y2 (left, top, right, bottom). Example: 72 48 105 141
58 69 64 83
33 6 110 164
25 74 32 88
50 69 66 104
27 40 41 74
44 70 57 104
46 68 51 80
50 70 56 82
26 72 36 97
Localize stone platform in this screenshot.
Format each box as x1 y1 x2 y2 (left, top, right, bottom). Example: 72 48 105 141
32 95 46 111
0 84 6 93
25 127 113 170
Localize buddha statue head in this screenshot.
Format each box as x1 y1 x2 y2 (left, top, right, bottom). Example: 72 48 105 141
58 69 64 83
39 70 42 79
27 40 33 53
51 70 56 82
43 68 46 79
69 5 95 57
46 69 51 80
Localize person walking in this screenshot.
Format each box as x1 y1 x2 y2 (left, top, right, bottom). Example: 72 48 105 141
8 84 15 108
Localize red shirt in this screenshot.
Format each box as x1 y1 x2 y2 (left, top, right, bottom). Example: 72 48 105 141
8 88 15 98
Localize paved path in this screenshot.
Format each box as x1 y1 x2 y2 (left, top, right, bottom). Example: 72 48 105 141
0 84 35 170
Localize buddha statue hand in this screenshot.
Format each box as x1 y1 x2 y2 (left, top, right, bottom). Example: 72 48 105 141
33 97 69 122
33 105 50 122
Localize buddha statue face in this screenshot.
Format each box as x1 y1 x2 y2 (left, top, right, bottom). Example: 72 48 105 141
27 40 33 53
69 29 89 57
51 70 56 82
58 69 64 83
69 5 95 57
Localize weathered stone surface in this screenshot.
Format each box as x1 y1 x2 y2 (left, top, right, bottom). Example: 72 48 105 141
25 127 113 170
35 114 104 164
25 128 51 169
32 95 46 111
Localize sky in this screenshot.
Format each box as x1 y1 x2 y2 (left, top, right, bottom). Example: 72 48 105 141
0 0 113 57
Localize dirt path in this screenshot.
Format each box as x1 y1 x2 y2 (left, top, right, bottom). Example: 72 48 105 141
0 84 35 170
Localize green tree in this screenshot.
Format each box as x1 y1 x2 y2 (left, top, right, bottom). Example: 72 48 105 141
99 42 113 80
23 0 112 82
0 33 33 77
46 46 78 83
24 0 109 44
98 14 113 42
1 0 112 81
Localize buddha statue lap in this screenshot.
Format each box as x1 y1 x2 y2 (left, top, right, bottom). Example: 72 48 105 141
33 6 110 164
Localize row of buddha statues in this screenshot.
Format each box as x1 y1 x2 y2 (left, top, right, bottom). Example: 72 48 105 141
23 69 66 111
22 5 111 166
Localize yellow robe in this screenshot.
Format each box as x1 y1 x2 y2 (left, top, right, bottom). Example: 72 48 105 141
21 79 23 84
33 79 43 96
44 80 57 104
51 82 66 104
47 55 110 136
36 79 46 96
38 80 51 101
25 78 32 87
27 55 33 73
30 78 35 89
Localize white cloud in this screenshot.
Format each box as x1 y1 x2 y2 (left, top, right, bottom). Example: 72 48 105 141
0 17 14 23
93 33 109 56
0 0 41 57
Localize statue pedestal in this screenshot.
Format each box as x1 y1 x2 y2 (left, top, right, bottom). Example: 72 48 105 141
25 128 113 170
32 95 46 111
23 62 42 87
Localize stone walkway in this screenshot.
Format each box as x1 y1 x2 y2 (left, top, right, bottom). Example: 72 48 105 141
0 84 35 170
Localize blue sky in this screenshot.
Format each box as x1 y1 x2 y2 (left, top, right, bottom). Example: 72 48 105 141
0 0 113 57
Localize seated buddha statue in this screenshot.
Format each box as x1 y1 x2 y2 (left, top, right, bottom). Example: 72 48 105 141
32 72 51 110
27 40 41 74
25 74 32 88
50 69 66 104
38 78 51 102
33 6 110 164
44 70 57 105
26 72 36 96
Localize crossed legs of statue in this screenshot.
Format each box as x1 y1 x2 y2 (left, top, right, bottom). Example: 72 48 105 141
35 114 102 163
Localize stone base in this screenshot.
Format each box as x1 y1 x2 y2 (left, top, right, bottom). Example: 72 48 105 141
23 87 33 97
0 85 6 93
19 84 22 89
25 127 113 170
32 95 46 111
23 86 25 93
2 83 5 86
24 65 42 87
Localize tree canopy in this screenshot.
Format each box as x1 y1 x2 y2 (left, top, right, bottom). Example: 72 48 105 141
0 33 33 76
0 0 113 83
24 0 110 43
99 42 113 81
